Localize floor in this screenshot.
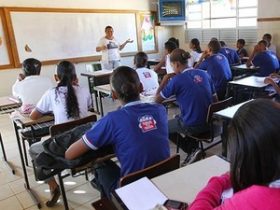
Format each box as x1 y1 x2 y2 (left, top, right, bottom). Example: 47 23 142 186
0 97 221 210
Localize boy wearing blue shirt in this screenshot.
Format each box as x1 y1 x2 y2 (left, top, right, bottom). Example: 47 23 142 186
195 40 232 100
65 66 170 199
156 49 217 160
246 40 279 76
219 41 240 65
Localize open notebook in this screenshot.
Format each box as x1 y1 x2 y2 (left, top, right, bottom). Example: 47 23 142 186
113 177 168 210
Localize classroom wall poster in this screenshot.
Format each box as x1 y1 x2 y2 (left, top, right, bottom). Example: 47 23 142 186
140 13 156 52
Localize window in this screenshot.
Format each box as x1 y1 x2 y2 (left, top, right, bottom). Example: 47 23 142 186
186 0 258 29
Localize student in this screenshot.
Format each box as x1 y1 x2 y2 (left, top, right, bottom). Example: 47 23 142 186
155 49 217 161
168 37 179 48
65 66 170 199
219 41 240 65
189 99 280 210
246 40 279 76
154 41 177 74
134 52 159 98
264 73 280 96
12 58 53 114
96 25 133 70
195 40 232 100
29 61 92 207
263 33 277 54
236 39 248 59
188 38 202 67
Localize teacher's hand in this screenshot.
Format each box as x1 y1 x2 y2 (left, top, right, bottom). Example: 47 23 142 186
126 38 134 43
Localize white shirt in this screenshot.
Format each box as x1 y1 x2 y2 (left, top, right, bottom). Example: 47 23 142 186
36 86 92 124
188 50 202 67
268 44 277 55
97 37 120 62
165 54 174 74
12 75 53 113
136 67 159 96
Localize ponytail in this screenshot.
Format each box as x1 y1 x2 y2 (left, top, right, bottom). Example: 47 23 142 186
56 61 80 119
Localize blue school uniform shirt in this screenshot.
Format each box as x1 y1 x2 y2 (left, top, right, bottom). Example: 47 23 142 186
219 47 240 65
252 51 280 76
198 53 232 92
82 101 170 177
160 69 215 127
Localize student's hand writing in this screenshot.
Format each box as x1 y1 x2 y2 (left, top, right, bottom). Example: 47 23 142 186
270 72 280 79
264 77 275 85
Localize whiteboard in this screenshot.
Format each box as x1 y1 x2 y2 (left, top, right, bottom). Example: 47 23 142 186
10 11 139 64
0 13 10 66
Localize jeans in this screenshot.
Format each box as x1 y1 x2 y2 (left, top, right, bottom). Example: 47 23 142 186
102 60 121 70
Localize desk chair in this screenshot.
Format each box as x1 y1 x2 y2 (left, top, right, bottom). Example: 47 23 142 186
120 154 180 187
177 97 233 165
48 115 114 210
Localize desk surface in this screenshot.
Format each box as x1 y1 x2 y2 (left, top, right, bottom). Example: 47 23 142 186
229 76 267 88
152 155 229 204
10 110 54 127
81 70 113 77
231 64 258 70
0 96 21 109
95 84 111 95
214 99 253 119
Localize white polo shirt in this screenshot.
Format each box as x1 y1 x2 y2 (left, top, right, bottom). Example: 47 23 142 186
35 86 92 124
188 50 202 67
165 54 174 74
136 67 159 96
12 75 54 113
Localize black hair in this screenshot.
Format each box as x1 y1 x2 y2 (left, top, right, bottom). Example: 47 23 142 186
165 41 177 53
22 58 41 76
263 33 272 41
111 66 141 103
105 25 113 31
258 39 268 47
208 40 221 54
237 39 245 46
219 41 226 47
134 52 148 68
228 99 280 193
56 61 80 119
168 37 179 48
170 48 191 65
190 38 202 53
210 37 218 41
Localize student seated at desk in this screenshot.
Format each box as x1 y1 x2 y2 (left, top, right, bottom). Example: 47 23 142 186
134 52 159 101
236 39 248 60
189 99 280 210
12 58 53 114
263 33 277 55
219 41 240 65
29 60 92 207
65 66 170 199
188 38 202 67
195 40 232 100
246 40 279 76
154 41 177 74
155 49 217 162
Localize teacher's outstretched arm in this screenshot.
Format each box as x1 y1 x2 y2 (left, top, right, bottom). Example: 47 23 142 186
119 38 134 51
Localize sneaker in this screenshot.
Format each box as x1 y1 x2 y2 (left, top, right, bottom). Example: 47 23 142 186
46 187 61 207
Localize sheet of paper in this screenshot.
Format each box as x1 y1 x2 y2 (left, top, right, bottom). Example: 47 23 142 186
115 177 168 210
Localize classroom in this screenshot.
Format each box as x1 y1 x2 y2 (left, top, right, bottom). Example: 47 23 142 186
0 0 279 209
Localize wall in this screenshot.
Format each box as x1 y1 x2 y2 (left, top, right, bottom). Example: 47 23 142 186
0 0 173 96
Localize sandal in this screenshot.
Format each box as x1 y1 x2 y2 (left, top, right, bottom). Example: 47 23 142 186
46 186 61 207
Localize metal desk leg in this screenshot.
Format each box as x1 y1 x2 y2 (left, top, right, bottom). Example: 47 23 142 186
98 91 104 117
0 133 15 174
221 119 229 158
12 122 41 208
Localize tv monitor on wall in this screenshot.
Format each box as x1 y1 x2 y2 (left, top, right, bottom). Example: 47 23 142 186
159 0 186 23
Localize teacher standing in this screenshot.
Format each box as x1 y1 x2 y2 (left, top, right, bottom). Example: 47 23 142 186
96 25 133 70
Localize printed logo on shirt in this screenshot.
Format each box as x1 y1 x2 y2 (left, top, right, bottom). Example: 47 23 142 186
138 115 157 133
107 42 118 49
217 55 223 60
193 75 203 84
143 72 152 78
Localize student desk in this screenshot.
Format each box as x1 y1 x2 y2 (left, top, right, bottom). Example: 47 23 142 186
214 100 253 157
0 96 21 174
153 155 229 204
147 58 161 69
94 84 111 117
81 70 113 114
10 111 54 208
230 64 258 78
228 76 269 104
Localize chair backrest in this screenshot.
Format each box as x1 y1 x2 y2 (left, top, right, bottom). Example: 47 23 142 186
49 114 97 137
206 97 233 123
119 154 180 187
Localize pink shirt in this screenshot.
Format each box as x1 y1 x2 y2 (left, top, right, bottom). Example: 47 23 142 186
189 173 280 210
